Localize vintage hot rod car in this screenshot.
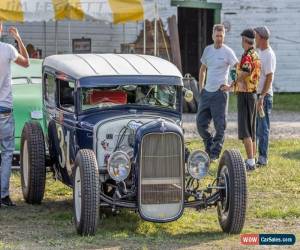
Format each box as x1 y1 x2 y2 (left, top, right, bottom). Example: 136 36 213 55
20 54 247 236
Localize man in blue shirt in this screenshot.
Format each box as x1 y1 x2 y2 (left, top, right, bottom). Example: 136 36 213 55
197 24 238 161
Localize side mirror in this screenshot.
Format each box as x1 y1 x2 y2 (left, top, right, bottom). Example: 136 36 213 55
183 88 194 103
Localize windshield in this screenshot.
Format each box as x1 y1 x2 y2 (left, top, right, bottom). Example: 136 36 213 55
80 84 180 112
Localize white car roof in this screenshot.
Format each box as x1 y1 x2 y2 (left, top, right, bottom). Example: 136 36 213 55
43 54 182 79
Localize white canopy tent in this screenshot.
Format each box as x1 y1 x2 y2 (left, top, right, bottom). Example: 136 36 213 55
0 0 159 55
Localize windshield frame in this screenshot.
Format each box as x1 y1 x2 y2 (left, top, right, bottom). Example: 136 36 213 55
79 75 183 87
77 75 183 115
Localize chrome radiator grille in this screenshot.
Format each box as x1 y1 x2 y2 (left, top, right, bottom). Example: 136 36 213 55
139 133 184 221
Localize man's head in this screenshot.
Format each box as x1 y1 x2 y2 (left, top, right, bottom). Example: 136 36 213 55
241 28 255 50
254 26 270 49
212 24 225 48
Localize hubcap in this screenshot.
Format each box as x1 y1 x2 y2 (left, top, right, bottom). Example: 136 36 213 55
23 140 29 188
74 167 82 223
218 165 230 217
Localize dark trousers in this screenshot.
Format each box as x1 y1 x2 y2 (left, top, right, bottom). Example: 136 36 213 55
196 89 228 158
256 94 273 160
237 92 257 141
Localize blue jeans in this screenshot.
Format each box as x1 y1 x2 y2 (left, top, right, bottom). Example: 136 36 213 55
256 94 273 161
196 89 228 158
0 113 15 198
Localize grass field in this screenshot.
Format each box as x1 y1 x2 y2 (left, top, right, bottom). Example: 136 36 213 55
0 139 299 250
228 93 300 112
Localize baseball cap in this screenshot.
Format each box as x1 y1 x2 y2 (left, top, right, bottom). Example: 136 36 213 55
254 26 270 40
240 28 255 39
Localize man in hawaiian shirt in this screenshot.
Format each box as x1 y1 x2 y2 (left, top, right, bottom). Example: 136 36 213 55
235 28 261 171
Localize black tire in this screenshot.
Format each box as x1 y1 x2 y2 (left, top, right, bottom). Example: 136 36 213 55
190 78 200 105
73 149 99 236
187 98 198 113
20 122 46 204
217 149 247 234
183 75 198 113
183 99 189 113
182 76 191 113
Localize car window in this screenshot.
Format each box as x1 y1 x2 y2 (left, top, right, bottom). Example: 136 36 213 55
80 84 179 112
44 73 56 107
58 80 75 112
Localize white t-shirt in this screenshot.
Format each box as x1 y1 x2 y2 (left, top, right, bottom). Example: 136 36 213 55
201 44 238 92
257 47 276 96
0 42 18 108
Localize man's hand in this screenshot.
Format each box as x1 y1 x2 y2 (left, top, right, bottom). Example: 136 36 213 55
257 96 264 111
199 84 204 94
8 27 21 40
220 84 232 92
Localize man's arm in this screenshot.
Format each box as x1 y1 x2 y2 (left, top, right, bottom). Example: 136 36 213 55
234 71 250 92
235 54 253 91
198 64 207 91
236 70 250 82
221 63 239 92
257 73 273 110
260 73 273 97
9 27 29 68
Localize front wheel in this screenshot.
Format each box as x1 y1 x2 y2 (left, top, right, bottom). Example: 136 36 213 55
73 149 100 236
217 149 247 234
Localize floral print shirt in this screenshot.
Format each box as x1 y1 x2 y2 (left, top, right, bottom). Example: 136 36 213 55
235 48 261 93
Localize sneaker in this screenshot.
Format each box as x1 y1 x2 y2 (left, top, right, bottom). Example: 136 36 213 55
245 161 256 171
1 196 16 207
257 156 268 167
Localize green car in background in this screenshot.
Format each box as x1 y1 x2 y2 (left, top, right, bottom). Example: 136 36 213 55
12 59 44 163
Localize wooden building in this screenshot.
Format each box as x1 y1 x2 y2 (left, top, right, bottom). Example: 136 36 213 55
2 0 299 92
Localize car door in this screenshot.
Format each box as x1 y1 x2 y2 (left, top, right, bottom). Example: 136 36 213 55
55 77 77 186
43 70 77 186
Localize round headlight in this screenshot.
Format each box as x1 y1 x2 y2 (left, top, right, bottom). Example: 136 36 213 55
187 150 210 179
108 151 131 182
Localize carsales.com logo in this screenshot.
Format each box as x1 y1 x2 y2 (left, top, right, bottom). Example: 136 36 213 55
241 234 296 246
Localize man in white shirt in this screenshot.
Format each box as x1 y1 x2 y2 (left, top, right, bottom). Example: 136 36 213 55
254 26 276 166
0 21 29 206
197 24 238 161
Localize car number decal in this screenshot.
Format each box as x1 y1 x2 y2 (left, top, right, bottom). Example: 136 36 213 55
56 124 73 175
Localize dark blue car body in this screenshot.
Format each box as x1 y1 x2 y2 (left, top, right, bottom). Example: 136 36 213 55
20 54 247 236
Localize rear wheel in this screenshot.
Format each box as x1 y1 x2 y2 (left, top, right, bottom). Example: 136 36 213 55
20 122 46 204
73 149 99 236
189 78 200 106
217 149 247 234
183 99 189 113
183 74 198 113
